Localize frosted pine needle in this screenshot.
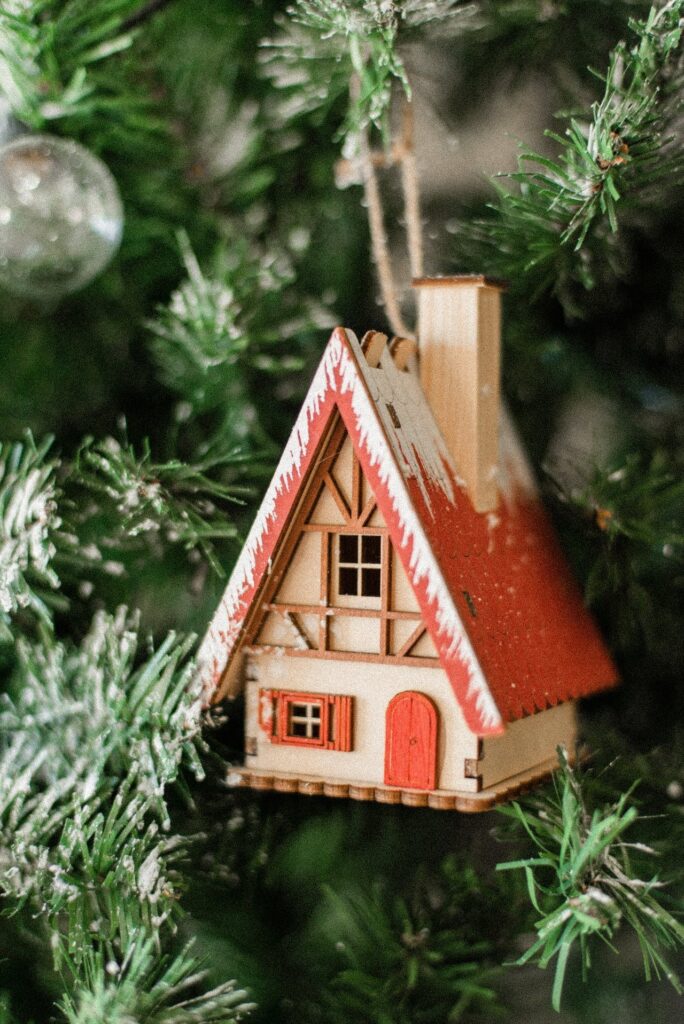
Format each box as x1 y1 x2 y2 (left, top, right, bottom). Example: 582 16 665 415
262 0 476 142
148 231 329 422
0 609 252 1021
76 435 246 575
0 434 61 630
58 937 256 1024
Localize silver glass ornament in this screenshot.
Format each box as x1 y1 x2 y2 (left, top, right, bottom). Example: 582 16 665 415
0 134 123 299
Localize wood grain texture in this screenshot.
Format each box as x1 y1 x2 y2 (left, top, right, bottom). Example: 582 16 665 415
416 277 502 513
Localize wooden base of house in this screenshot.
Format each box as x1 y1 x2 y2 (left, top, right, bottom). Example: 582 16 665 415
227 756 561 813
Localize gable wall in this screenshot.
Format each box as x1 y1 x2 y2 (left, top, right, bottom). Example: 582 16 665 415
480 702 576 788
248 421 438 664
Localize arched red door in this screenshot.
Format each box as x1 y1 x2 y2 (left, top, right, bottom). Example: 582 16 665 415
384 691 437 790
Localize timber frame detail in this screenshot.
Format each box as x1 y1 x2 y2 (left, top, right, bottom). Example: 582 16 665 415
245 415 438 667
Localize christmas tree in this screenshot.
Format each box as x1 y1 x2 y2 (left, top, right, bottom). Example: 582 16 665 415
1 2 683 1021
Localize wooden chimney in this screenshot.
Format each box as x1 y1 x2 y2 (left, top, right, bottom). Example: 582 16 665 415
413 275 505 513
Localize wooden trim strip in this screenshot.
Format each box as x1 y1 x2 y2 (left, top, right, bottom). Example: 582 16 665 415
324 782 350 798
264 602 423 622
396 622 427 658
380 533 391 656
299 779 325 796
245 644 439 669
244 416 347 645
232 758 562 813
348 784 375 801
412 274 507 290
273 776 299 793
374 787 403 805
351 450 362 519
284 611 315 650
323 471 352 522
301 523 386 536
319 531 329 652
357 496 377 527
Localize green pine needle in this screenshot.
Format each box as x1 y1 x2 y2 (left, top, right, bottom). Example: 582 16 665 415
497 749 684 1011
147 230 330 447
560 449 684 553
0 0 153 128
0 608 254 1021
316 858 505 1024
467 0 684 299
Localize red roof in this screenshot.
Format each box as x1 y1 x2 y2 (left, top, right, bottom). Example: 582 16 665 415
197 327 617 736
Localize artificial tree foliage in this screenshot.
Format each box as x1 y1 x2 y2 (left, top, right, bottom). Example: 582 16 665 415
0 1 683 1022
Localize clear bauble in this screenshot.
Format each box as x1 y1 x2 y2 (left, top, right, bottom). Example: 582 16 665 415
0 134 123 299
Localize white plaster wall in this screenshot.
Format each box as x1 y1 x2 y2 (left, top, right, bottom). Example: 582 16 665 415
480 701 576 788
332 434 354 503
275 532 321 602
392 548 421 612
245 653 480 791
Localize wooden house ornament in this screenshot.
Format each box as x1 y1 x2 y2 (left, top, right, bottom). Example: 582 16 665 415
198 276 618 811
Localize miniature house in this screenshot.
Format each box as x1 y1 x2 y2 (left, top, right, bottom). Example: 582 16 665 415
198 276 618 811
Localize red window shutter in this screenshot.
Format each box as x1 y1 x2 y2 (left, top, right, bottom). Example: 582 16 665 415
328 694 353 751
258 688 279 742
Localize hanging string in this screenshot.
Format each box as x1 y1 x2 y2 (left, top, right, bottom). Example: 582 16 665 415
352 76 424 339
399 97 424 280
358 122 412 339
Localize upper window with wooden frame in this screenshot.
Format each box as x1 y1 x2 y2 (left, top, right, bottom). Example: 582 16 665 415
335 533 382 607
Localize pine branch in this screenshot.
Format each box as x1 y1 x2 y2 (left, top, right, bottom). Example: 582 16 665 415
21 784 188 971
122 0 176 31
0 609 202 849
74 435 248 575
543 448 684 656
0 609 254 1021
553 449 684 554
314 858 510 1023
497 749 684 1011
0 434 63 633
59 937 255 1024
466 0 684 300
261 0 476 143
0 996 14 1024
0 0 152 127
147 231 330 439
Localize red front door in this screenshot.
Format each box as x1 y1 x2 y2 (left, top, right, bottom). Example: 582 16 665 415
384 691 437 790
